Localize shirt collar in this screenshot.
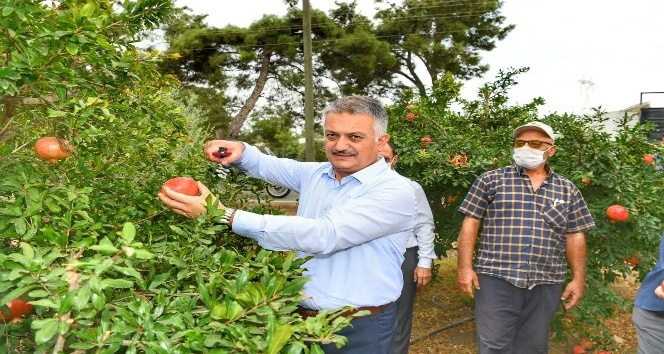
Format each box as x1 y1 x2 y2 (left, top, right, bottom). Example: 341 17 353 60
514 164 553 179
323 159 390 184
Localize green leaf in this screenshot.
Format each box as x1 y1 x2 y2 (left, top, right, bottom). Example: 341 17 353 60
0 285 35 305
0 67 20 80
101 279 133 289
0 206 22 216
47 109 68 117
90 237 118 254
121 222 135 243
44 200 62 213
211 299 244 321
131 249 154 260
85 96 100 106
20 241 34 259
93 259 114 276
29 298 58 309
96 37 114 50
80 2 96 17
266 323 293 354
148 273 171 291
55 85 67 102
74 285 91 310
33 318 59 344
66 42 79 55
2 6 14 16
281 277 308 296
22 202 42 217
234 268 249 293
113 266 142 280
90 244 119 254
14 218 27 235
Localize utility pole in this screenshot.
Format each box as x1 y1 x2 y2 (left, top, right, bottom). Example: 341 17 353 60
303 0 315 161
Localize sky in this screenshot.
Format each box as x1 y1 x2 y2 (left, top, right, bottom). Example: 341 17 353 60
174 0 664 115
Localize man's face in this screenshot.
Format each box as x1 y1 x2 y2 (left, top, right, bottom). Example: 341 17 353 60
377 144 398 170
324 112 387 179
515 130 556 158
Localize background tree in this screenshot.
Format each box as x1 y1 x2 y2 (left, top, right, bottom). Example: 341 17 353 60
156 6 346 139
155 0 513 142
375 0 514 97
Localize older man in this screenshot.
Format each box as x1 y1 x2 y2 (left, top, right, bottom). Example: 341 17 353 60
456 121 595 353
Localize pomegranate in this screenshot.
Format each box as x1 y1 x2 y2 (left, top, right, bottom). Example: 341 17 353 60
581 178 591 185
34 137 73 164
406 112 416 121
420 136 433 148
0 297 34 321
571 345 586 354
605 204 629 222
162 177 199 196
624 256 640 266
643 154 655 164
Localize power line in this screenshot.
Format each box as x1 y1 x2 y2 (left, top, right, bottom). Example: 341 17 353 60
152 24 504 54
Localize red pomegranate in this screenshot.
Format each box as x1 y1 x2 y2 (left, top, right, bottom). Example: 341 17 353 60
34 137 73 164
0 297 34 321
162 177 200 196
606 204 629 222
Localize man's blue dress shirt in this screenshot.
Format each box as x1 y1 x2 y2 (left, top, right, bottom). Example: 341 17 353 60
634 233 664 312
231 144 417 310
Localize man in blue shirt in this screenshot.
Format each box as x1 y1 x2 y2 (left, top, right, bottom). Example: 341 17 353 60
378 140 437 354
159 96 417 353
457 121 595 353
632 233 664 354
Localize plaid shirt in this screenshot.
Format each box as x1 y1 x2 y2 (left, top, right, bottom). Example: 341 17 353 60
458 165 595 288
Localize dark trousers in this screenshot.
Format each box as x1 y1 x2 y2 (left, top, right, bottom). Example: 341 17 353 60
393 246 418 354
475 274 563 354
320 304 398 353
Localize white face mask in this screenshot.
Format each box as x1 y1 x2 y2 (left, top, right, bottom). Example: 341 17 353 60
512 146 550 169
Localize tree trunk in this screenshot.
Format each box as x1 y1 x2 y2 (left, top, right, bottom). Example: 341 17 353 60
220 50 273 139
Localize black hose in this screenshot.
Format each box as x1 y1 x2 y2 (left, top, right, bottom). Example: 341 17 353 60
409 295 475 346
409 316 475 346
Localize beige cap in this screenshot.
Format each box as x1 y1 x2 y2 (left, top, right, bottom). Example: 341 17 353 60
513 121 555 143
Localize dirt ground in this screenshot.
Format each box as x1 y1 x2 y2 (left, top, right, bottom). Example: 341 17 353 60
274 201 640 354
407 255 639 354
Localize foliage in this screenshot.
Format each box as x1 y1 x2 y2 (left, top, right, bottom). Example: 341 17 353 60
154 0 514 141
386 68 664 342
375 0 515 96
0 1 350 352
155 6 344 139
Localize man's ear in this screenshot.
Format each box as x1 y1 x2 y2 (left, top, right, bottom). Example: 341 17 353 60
391 155 399 170
378 134 390 149
546 145 557 158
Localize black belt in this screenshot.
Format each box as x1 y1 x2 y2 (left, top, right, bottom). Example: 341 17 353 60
297 302 395 319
